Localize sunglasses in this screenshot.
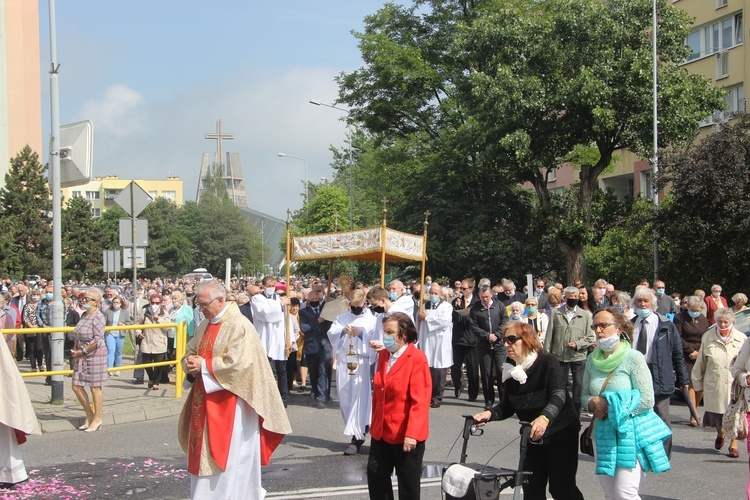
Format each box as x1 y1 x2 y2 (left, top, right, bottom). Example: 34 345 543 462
591 322 616 331
150 301 162 305
503 335 522 345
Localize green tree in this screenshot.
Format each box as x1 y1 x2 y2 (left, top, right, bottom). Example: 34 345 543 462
0 146 52 277
658 113 750 296
201 163 231 203
338 0 724 283
95 205 129 253
62 196 102 281
139 197 194 279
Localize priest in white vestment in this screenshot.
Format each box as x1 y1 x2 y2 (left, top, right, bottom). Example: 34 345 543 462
179 280 291 500
327 289 376 454
417 283 454 408
0 328 40 488
251 276 292 406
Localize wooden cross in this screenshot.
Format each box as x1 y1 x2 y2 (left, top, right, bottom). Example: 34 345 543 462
205 119 234 166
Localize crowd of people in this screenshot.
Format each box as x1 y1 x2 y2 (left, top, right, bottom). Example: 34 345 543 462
2 273 750 498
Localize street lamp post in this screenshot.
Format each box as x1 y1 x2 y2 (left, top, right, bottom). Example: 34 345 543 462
309 100 355 279
277 153 308 204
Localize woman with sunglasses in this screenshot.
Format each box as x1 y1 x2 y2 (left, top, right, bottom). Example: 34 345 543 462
582 308 672 499
71 288 108 432
137 294 171 390
473 321 583 500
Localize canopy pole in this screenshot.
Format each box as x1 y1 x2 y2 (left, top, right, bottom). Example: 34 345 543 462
417 211 431 330
328 213 338 294
379 198 388 288
285 210 292 357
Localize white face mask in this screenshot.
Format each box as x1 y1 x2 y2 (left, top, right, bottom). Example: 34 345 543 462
265 287 275 296
151 305 160 313
597 334 621 352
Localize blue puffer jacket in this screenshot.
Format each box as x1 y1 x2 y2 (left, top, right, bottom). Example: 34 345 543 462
595 389 672 476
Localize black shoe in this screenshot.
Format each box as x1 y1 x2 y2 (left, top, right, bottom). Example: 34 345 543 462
454 387 462 398
430 402 440 408
313 401 326 409
484 403 493 410
468 396 478 402
283 401 288 408
132 379 144 385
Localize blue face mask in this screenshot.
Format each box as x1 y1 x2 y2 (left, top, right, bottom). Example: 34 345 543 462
389 291 398 301
656 289 665 296
430 295 439 304
82 304 91 311
688 310 701 319
382 335 398 352
597 334 621 353
613 305 625 313
526 307 537 315
510 313 521 320
635 308 652 319
45 293 54 301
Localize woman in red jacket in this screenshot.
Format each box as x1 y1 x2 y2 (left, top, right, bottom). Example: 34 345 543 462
367 312 431 500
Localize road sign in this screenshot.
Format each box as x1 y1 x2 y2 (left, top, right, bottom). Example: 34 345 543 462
119 219 149 247
103 250 121 273
235 262 242 271
123 248 146 269
114 181 153 217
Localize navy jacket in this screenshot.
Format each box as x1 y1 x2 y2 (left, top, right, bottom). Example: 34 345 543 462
632 314 689 396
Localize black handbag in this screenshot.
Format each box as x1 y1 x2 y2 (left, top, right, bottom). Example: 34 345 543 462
580 370 614 456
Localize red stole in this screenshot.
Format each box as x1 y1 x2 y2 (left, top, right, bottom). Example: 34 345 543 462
187 323 237 475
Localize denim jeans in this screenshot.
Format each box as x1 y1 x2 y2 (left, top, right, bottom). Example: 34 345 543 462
105 334 125 368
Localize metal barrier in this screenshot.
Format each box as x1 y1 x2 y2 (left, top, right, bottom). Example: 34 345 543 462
5 321 188 398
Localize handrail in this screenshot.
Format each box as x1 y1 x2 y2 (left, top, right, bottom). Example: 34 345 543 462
10 321 188 399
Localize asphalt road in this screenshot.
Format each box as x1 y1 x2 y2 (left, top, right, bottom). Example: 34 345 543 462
7 390 748 499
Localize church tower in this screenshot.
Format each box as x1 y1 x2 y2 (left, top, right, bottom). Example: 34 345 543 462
196 119 249 209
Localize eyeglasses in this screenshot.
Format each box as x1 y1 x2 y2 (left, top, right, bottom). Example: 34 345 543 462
195 296 219 308
503 335 522 345
460 287 470 290
591 322 616 331
80 297 95 303
150 302 162 305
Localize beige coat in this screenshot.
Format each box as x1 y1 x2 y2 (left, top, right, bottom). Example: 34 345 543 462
731 336 750 406
692 326 746 414
178 303 292 476
139 307 171 354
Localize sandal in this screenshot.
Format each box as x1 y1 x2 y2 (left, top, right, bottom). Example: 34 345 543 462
729 447 740 458
152 385 159 391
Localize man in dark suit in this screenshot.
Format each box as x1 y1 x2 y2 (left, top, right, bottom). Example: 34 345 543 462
470 285 509 409
299 290 332 409
238 285 258 323
451 278 480 401
532 278 549 311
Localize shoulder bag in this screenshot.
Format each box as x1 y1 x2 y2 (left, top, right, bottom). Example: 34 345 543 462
580 370 615 456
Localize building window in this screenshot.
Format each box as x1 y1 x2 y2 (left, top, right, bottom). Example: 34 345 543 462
546 168 557 183
148 190 158 199
104 189 121 200
685 13 743 61
71 190 82 198
85 191 100 201
717 0 728 8
161 191 176 201
700 84 745 127
91 208 101 217
716 50 729 79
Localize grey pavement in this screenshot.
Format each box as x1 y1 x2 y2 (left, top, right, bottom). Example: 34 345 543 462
21 354 186 434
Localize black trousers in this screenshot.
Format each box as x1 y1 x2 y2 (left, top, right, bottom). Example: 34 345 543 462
654 393 672 458
559 360 585 414
477 346 505 406
41 334 52 383
522 427 584 500
142 352 167 384
307 340 332 403
451 344 479 400
367 438 425 500
269 358 288 403
26 335 42 369
430 367 448 405
286 351 299 392
15 337 24 361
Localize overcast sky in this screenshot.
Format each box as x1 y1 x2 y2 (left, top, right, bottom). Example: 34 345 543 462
39 1 404 219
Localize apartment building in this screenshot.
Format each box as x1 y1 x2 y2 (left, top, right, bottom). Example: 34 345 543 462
62 176 183 217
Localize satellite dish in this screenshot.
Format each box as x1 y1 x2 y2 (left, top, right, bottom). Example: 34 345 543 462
59 120 93 188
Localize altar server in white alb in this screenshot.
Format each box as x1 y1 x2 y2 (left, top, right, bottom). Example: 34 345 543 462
251 276 292 407
328 289 377 455
0 323 41 489
418 283 455 408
